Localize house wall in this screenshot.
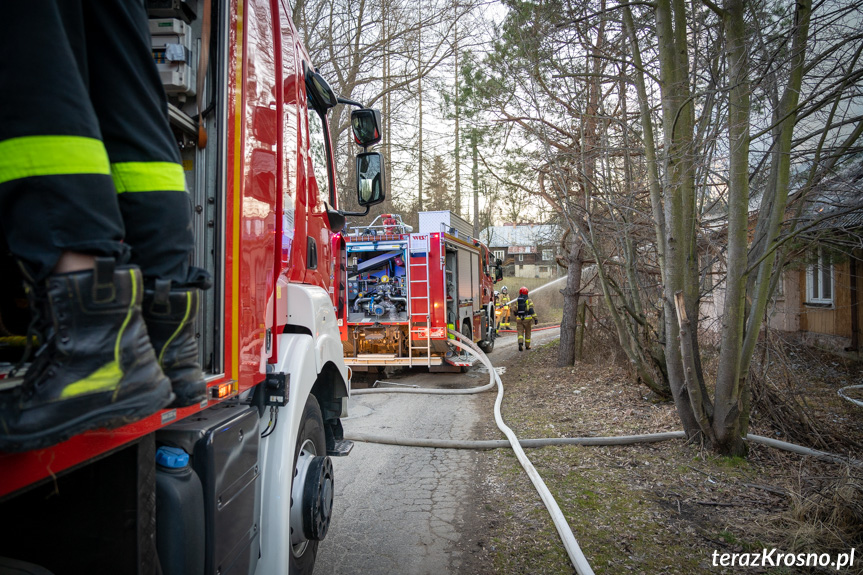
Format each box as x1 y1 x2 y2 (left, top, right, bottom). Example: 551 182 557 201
502 247 561 278
798 258 862 340
767 270 800 332
510 263 560 278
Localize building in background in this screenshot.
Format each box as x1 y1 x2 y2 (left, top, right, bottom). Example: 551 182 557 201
481 223 562 278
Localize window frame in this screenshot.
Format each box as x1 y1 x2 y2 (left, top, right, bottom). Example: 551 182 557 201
806 248 834 306
305 74 336 207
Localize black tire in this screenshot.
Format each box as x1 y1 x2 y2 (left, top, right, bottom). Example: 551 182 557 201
290 394 327 575
461 320 472 341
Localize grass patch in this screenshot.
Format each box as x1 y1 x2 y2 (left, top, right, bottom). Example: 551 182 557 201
472 337 863 574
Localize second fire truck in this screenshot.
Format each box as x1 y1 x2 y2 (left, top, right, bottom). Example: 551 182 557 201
339 211 502 371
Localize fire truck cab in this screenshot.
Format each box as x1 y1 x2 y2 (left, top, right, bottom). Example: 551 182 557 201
0 2 384 574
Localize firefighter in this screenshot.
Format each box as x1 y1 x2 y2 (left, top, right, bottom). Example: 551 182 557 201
498 285 511 329
511 286 538 351
0 1 210 452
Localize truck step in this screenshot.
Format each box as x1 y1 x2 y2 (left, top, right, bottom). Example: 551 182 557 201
328 439 354 457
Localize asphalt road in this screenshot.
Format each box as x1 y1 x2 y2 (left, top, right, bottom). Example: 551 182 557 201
314 327 560 575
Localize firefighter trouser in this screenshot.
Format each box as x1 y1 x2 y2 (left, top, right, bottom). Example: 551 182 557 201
500 306 511 328
0 0 194 285
517 318 532 348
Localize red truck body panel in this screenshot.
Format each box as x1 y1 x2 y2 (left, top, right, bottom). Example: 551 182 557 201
0 0 338 500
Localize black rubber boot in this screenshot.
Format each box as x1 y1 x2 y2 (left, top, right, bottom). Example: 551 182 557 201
142 280 206 407
518 342 523 351
0 259 174 452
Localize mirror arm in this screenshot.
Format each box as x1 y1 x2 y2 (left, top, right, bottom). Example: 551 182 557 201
338 206 371 217
338 96 364 108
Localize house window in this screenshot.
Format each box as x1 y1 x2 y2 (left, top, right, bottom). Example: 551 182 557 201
542 249 553 261
494 250 505 261
806 248 833 305
518 254 524 262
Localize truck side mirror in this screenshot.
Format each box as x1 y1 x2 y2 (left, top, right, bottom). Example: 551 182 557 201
495 266 503 282
356 152 385 207
351 108 382 147
305 65 338 112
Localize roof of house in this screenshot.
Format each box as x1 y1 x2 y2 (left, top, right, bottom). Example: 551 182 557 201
801 160 863 232
480 224 561 248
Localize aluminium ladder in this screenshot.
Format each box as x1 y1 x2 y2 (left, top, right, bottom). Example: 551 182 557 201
406 235 432 367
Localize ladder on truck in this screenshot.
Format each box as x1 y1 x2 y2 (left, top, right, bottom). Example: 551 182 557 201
407 235 432 367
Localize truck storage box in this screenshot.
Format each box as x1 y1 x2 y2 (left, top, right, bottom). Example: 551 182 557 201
157 404 261 575
418 210 473 240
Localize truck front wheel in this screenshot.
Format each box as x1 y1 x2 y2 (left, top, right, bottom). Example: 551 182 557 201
290 395 333 574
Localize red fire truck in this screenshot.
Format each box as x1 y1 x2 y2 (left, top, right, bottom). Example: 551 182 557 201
0 2 383 574
339 211 502 371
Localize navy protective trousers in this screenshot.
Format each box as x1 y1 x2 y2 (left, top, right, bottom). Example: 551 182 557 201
0 0 194 286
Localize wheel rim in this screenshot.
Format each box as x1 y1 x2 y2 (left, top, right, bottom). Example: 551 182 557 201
290 438 317 558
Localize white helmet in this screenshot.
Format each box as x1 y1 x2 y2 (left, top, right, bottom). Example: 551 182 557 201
501 286 508 293
494 290 500 297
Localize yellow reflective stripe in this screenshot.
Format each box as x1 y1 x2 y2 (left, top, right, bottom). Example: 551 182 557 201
111 161 185 193
0 136 110 185
60 360 122 398
158 291 192 367
59 269 137 399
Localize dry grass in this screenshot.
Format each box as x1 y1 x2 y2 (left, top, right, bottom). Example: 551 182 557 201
465 336 863 575
776 465 863 552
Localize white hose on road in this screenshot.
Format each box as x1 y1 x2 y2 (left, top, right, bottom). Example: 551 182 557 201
350 332 596 575
352 370 496 395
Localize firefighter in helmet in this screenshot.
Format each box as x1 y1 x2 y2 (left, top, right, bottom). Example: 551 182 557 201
0 2 210 452
511 286 538 351
497 285 511 329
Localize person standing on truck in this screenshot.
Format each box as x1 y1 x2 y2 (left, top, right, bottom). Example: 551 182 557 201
512 286 538 351
0 1 209 453
498 285 511 329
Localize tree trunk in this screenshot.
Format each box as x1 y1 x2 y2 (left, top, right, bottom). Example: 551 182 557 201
471 129 479 237
655 0 701 439
712 0 750 457
417 17 424 212
453 21 461 218
575 299 587 361
738 0 812 437
557 233 584 367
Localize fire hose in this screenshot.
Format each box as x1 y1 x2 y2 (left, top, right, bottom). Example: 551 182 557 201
353 330 596 574
348 332 863 574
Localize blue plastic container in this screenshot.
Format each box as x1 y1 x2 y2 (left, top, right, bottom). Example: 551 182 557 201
155 446 205 575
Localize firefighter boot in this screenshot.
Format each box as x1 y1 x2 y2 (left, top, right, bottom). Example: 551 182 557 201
0 260 174 452
142 280 206 407
518 342 523 351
